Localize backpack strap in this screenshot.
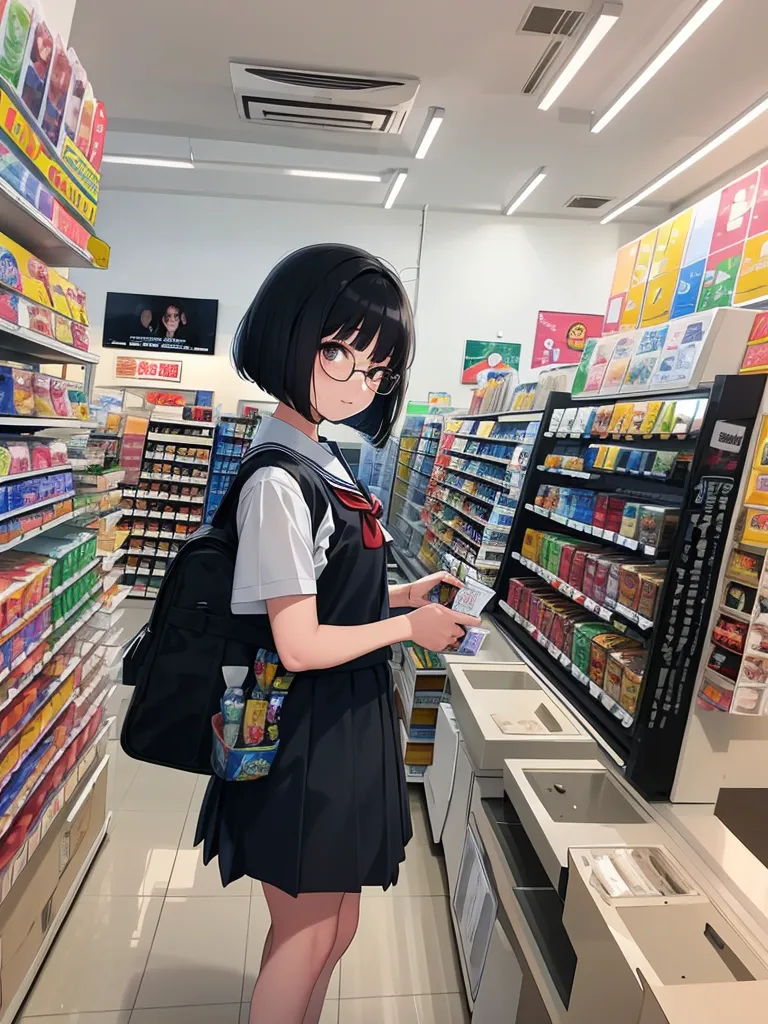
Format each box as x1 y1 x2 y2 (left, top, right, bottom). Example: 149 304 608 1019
212 445 330 541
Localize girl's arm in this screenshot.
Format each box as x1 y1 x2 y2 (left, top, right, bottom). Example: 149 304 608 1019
389 571 464 609
268 594 479 673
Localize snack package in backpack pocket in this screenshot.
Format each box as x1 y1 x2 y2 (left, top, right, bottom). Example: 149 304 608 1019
211 648 294 782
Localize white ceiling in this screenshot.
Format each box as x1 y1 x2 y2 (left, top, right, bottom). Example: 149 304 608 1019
70 0 768 223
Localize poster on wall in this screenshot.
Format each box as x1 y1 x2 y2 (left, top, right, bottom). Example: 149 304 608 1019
115 355 183 383
461 340 520 384
103 292 219 355
530 310 604 369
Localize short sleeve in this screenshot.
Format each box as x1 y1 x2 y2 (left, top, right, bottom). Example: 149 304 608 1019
232 467 317 613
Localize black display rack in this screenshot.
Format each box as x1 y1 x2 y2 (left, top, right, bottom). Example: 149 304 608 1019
204 414 259 523
121 416 214 598
492 374 766 800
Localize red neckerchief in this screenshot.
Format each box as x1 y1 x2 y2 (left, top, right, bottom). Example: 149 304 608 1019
330 487 385 549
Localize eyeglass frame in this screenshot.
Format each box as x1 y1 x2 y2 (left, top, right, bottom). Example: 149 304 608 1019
317 341 401 395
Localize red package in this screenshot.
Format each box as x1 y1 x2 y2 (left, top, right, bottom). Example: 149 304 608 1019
87 101 107 171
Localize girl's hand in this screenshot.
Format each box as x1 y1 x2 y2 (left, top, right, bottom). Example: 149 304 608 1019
406 571 464 608
405 604 481 653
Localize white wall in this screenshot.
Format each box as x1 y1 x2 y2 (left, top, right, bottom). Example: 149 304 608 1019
76 190 624 422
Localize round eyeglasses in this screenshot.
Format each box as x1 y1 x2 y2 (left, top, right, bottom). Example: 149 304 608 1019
319 342 400 395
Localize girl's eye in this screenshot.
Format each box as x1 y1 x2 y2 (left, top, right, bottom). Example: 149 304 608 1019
322 344 345 363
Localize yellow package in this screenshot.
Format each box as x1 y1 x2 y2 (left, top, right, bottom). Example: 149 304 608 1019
639 401 664 435
603 446 621 471
521 528 544 564
607 403 633 434
593 445 610 469
243 698 268 745
742 509 768 547
563 456 585 471
746 416 768 507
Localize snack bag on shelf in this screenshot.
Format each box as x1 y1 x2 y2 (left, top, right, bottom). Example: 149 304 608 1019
19 11 52 118
88 99 107 169
0 0 32 88
32 372 55 416
74 82 94 154
62 48 86 141
49 378 72 417
40 35 72 147
13 368 34 415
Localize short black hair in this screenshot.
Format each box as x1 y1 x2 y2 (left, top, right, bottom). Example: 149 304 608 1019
232 244 414 446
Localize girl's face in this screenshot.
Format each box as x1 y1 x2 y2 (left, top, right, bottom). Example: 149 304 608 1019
311 330 396 423
163 306 181 335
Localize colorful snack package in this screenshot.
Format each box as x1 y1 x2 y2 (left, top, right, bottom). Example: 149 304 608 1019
13 369 34 415
40 36 72 148
32 373 55 416
20 13 53 119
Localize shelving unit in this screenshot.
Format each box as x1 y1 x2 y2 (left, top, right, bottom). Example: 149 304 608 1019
387 413 443 560
204 414 259 523
392 642 448 783
419 411 541 585
492 376 765 800
121 416 214 597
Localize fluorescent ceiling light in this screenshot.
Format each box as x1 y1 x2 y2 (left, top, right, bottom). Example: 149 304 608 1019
601 91 768 223
102 154 194 169
286 169 382 182
415 107 445 159
592 0 725 133
539 2 622 112
384 170 408 210
504 167 547 216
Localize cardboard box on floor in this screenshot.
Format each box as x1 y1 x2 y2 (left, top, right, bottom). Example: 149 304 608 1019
0 764 108 1017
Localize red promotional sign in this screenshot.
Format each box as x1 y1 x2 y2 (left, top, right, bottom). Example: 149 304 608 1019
531 310 605 369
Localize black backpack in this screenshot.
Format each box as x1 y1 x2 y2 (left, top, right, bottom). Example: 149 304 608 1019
120 449 328 775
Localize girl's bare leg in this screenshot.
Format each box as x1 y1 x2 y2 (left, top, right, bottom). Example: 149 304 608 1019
248 885 344 1024
302 891 361 1024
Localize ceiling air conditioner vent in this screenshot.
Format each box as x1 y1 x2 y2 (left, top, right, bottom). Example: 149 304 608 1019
522 41 563 94
519 5 585 36
566 195 613 210
230 62 419 134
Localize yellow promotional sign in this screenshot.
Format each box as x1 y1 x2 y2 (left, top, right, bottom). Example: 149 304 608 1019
620 282 647 329
610 240 639 295
734 232 768 304
641 269 679 327
650 210 692 280
631 229 658 288
0 84 98 226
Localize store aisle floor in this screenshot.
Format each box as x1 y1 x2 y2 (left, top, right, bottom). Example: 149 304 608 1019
19 722 469 1024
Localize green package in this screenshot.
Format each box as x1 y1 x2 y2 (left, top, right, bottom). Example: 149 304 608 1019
571 623 607 675
651 450 678 477
655 401 678 434
0 1 32 87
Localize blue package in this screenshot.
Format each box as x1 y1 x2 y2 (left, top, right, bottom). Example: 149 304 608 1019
625 449 644 472
0 365 16 416
584 446 600 469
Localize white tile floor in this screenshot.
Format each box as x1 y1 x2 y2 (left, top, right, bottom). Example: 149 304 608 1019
19 725 468 1024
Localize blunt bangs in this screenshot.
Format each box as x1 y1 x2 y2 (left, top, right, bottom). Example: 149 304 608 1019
232 244 414 447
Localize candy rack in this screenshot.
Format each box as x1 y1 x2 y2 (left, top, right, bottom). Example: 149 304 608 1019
492 375 766 800
120 416 214 597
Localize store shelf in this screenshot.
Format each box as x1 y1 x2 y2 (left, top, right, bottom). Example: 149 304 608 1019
511 552 653 636
146 431 213 446
438 480 494 506
0 177 108 271
140 472 209 485
439 464 505 488
524 503 661 558
0 464 73 484
0 418 97 432
0 491 75 524
0 508 77 555
446 450 509 465
499 600 634 729
0 320 99 365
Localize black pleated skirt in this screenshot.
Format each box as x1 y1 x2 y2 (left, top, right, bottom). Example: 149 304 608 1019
195 662 412 896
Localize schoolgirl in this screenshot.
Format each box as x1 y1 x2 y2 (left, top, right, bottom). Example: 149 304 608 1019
195 244 479 1024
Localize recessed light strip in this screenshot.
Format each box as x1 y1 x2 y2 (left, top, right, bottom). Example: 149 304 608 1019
102 155 194 169
601 90 768 223
286 169 382 182
504 167 547 216
538 2 622 112
384 170 408 210
592 0 726 133
415 107 445 159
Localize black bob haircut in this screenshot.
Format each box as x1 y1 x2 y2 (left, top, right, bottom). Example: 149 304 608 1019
232 244 414 447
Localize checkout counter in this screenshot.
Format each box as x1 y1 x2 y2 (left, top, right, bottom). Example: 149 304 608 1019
425 616 768 1024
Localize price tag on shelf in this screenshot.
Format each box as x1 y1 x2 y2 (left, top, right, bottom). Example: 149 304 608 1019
551 513 566 524
644 545 656 556
559 653 570 669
